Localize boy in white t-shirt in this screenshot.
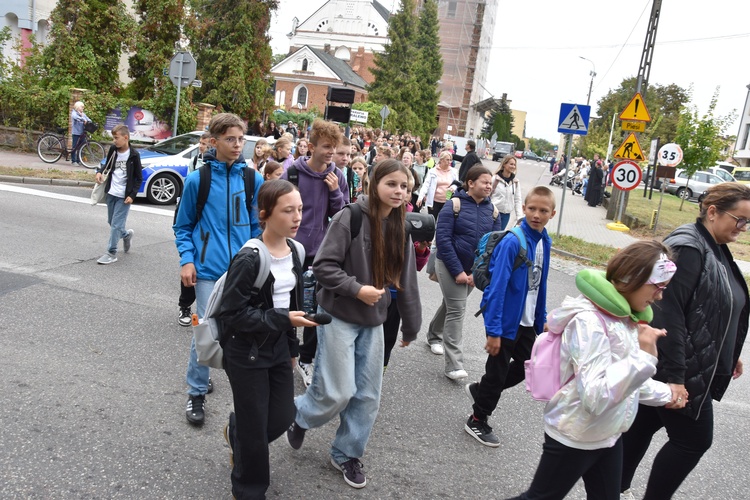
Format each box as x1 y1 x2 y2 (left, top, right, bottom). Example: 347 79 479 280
95 124 143 264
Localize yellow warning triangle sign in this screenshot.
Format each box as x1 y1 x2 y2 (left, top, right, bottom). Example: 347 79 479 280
619 92 651 122
613 133 645 161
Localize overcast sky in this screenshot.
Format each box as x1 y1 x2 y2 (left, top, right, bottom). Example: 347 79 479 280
269 0 750 144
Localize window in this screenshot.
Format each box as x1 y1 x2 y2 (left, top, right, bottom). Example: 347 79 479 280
294 85 308 108
275 90 286 107
301 58 308 71
447 2 457 17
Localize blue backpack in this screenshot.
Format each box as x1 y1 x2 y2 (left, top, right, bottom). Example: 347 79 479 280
471 226 533 316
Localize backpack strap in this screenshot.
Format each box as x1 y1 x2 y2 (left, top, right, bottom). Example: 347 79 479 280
492 205 499 221
509 226 533 278
347 203 363 240
244 167 256 217
452 198 461 217
287 165 299 186
196 164 212 223
244 239 272 298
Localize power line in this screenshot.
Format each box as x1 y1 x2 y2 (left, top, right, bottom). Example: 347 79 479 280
486 32 750 51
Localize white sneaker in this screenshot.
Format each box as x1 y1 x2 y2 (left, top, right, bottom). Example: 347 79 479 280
429 343 444 355
620 489 635 500
446 369 468 380
296 360 314 387
97 253 117 265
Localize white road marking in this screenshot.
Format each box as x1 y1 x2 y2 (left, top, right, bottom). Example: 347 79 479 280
0 183 174 217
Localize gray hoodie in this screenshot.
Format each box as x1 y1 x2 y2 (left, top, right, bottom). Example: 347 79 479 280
313 196 422 340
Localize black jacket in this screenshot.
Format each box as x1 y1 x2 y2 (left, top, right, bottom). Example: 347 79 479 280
98 146 143 201
217 239 303 357
457 150 481 181
653 222 749 419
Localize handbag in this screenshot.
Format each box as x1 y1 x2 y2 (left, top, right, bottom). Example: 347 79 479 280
90 152 114 205
425 244 438 282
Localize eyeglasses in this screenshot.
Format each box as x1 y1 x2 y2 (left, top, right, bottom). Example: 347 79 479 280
221 137 246 145
648 282 668 297
720 210 749 229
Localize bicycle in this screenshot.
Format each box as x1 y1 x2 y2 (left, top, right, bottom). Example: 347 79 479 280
37 123 106 169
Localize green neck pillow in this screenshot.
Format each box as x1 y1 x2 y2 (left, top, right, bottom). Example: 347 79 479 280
575 269 653 323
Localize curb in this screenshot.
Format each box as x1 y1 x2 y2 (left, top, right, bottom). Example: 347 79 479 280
0 175 95 188
551 246 594 263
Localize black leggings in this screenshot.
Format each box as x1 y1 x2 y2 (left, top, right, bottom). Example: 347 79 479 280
428 201 446 218
382 298 400 367
507 434 623 500
620 400 714 499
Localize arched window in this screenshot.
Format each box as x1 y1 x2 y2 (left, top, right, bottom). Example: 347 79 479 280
294 85 308 108
301 58 308 71
334 46 351 61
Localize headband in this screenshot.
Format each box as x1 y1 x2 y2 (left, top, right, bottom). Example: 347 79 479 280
647 253 677 285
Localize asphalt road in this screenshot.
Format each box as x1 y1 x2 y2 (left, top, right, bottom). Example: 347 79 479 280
1 181 749 499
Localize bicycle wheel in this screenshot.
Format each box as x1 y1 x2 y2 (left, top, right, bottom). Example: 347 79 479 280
80 141 106 169
37 134 64 163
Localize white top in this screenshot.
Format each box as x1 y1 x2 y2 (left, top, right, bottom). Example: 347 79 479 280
521 242 544 327
108 149 130 198
270 252 295 309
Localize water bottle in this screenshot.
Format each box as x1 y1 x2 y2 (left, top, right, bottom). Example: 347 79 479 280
302 267 317 314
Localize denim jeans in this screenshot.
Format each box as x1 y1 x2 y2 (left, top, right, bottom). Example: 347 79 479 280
498 212 511 231
105 194 130 254
427 258 473 373
186 279 214 396
71 134 82 163
294 307 384 464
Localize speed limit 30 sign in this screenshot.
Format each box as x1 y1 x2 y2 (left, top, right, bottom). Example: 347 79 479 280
611 160 643 191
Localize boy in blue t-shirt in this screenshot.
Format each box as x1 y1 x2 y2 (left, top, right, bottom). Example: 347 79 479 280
463 186 556 447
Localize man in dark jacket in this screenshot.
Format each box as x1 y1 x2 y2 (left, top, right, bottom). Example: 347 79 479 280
456 140 481 182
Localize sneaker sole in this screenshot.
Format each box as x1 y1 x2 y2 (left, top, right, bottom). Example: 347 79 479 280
463 423 501 448
223 423 234 467
330 457 366 489
295 363 313 388
464 382 477 403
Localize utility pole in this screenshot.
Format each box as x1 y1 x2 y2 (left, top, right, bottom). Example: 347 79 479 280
579 56 597 106
607 0 662 221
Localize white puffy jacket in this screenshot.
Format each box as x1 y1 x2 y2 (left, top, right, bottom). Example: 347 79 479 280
490 174 522 216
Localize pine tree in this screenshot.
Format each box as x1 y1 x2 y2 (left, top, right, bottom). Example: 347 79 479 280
368 0 421 135
129 0 189 100
188 0 277 120
482 98 514 142
413 0 442 138
42 0 136 91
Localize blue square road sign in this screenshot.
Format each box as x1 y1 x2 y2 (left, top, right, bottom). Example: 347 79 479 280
558 103 591 135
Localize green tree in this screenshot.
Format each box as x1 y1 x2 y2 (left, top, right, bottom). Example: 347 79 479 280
412 0 442 138
674 88 736 210
529 137 554 155
367 0 422 137
482 98 515 142
128 0 189 100
353 101 400 130
188 0 277 121
42 0 136 91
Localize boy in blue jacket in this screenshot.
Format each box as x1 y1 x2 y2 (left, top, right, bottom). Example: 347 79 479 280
173 113 263 425
464 186 556 447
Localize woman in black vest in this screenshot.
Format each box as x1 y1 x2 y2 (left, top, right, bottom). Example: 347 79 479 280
620 182 750 499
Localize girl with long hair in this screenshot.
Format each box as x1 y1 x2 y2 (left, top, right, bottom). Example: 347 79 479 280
294 138 309 159
251 138 269 172
271 137 294 171
491 155 523 229
286 159 422 489
218 180 318 499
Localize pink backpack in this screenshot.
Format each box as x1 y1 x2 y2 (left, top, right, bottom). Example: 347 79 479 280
524 311 606 402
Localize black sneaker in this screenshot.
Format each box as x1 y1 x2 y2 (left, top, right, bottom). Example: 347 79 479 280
178 307 192 327
186 394 205 425
207 378 214 394
224 412 236 466
286 421 306 450
464 415 500 447
465 381 479 403
331 457 366 488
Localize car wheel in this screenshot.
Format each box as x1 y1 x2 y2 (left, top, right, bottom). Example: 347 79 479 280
676 187 692 200
147 173 181 205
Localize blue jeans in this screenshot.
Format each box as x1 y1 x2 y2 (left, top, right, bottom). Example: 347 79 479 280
186 279 215 396
294 307 384 464
72 134 82 163
105 194 130 254
498 212 511 230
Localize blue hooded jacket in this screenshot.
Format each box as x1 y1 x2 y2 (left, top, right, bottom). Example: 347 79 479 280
173 152 263 281
435 188 504 278
481 219 551 339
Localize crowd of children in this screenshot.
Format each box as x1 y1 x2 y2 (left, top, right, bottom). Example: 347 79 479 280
166 115 746 500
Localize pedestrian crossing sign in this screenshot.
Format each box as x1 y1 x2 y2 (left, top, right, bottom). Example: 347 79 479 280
619 92 651 122
613 133 645 161
558 103 590 135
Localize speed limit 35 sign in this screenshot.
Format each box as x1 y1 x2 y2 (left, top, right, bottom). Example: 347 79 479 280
611 160 642 191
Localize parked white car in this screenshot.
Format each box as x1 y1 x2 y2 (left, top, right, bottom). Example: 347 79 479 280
665 169 725 200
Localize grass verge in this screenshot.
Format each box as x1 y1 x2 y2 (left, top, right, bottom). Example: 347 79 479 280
551 234 616 268
0 166 95 182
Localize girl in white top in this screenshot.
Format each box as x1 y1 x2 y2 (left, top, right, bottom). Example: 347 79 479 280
490 155 522 230
417 151 459 217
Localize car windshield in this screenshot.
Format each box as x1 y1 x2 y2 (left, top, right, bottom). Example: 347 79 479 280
146 134 200 155
735 170 750 181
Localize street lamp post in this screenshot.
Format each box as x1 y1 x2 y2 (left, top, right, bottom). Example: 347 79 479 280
579 56 597 106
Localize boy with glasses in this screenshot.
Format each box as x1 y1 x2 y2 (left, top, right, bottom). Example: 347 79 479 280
173 114 263 425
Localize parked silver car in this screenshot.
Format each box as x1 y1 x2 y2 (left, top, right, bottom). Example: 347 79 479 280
665 169 725 200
